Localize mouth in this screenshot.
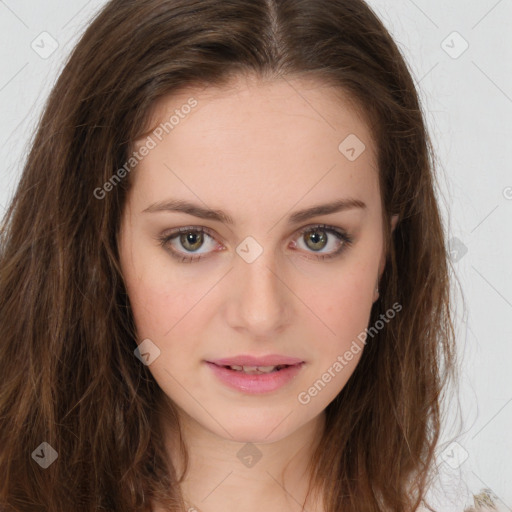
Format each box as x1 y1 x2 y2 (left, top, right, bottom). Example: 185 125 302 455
207 354 304 367
213 363 295 374
204 360 305 393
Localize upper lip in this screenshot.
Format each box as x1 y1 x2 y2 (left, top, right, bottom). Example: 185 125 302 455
207 354 304 367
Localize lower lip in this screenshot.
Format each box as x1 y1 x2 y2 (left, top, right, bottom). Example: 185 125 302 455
205 361 304 394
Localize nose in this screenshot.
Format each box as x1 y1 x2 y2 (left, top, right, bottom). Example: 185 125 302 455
225 247 292 339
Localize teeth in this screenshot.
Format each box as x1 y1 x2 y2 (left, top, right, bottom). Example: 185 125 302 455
227 365 283 374
250 365 276 373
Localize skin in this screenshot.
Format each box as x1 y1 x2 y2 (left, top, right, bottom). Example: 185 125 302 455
117 74 398 512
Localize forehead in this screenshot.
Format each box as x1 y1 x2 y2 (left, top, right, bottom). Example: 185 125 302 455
141 74 375 148
130 74 380 219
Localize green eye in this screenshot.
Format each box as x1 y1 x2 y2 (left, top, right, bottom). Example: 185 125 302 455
157 224 353 263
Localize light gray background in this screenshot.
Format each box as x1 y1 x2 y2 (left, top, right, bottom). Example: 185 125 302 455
0 1 511 510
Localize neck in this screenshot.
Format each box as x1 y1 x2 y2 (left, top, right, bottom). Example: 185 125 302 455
161 406 326 512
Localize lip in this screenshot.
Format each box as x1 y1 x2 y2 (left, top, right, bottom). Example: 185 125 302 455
208 354 304 367
205 361 305 394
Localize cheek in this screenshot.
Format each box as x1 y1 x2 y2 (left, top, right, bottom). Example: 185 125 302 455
120 240 185 338
120 228 200 331
321 263 375 317
310 266 375 357
126 273 198 340
295 276 374 408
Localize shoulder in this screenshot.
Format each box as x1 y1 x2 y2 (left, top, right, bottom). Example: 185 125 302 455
463 488 508 511
416 488 505 512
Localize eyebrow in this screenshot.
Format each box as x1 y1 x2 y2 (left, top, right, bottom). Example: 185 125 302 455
142 197 367 224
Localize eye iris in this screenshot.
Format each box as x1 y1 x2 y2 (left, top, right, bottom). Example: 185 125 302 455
180 232 204 251
305 229 327 251
172 227 337 256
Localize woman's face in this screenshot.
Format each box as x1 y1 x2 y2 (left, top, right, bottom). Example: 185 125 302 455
118 75 397 443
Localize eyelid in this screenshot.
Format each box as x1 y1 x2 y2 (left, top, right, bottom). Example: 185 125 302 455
157 223 353 263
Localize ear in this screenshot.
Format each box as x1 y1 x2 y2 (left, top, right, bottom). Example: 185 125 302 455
374 214 399 302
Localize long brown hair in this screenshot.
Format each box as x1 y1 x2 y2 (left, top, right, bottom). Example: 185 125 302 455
0 0 459 510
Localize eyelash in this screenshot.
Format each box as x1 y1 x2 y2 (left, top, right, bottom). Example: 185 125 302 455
156 224 354 264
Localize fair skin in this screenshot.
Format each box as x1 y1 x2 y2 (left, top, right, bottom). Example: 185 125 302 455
118 74 398 512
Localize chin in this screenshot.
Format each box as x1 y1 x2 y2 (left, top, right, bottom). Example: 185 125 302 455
203 412 303 445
